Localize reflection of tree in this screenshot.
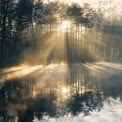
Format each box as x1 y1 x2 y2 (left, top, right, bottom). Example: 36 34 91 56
0 79 57 122
17 92 57 122
67 91 104 115
18 109 34 122
33 93 57 120
0 75 121 122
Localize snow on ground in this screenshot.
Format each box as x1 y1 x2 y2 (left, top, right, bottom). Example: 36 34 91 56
34 97 122 122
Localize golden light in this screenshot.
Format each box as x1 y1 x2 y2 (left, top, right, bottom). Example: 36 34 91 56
62 87 69 94
33 90 36 97
60 20 71 31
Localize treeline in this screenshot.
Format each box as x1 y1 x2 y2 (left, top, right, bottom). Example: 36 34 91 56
0 0 34 67
0 0 105 68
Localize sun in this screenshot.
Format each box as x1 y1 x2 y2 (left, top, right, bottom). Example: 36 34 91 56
60 20 71 31
62 87 69 94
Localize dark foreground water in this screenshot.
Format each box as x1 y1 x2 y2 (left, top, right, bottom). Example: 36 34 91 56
0 62 122 122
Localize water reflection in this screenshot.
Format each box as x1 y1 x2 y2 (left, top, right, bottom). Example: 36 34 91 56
0 63 122 122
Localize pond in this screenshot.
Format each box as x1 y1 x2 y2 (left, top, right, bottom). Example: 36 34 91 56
0 62 122 122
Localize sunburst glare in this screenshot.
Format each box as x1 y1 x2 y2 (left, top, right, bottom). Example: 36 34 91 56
60 20 71 32
62 87 69 94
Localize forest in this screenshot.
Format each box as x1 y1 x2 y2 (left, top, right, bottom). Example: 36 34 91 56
1 0 119 68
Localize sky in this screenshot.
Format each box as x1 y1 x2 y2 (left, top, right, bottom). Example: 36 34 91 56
43 0 122 19
44 0 98 6
44 0 122 8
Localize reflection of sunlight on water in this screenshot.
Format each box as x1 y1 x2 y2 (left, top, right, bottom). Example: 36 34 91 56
1 62 122 94
33 90 36 97
62 87 69 94
1 62 122 99
56 86 70 100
